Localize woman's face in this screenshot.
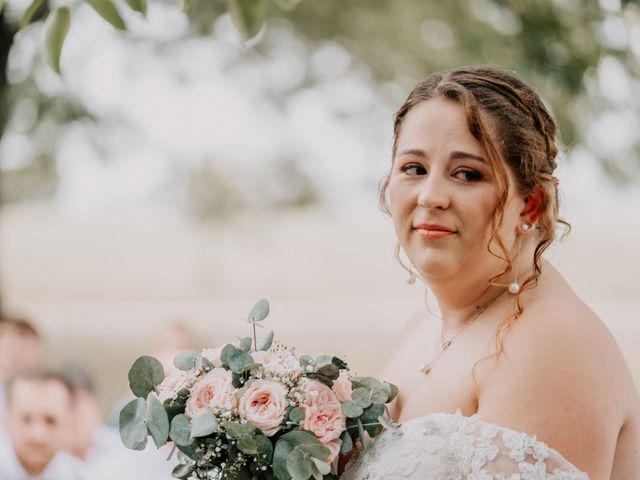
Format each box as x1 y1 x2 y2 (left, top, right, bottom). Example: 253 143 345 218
389 98 523 281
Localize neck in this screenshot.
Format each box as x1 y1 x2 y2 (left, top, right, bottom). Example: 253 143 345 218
426 239 536 334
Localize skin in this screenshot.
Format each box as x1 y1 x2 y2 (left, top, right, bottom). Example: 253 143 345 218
381 98 640 479
3 379 74 475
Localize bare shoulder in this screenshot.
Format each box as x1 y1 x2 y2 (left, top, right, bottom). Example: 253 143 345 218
478 290 637 478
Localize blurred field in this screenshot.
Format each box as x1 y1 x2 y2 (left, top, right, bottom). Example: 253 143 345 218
1 201 639 410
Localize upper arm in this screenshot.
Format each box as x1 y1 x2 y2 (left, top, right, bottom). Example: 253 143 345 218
477 315 623 480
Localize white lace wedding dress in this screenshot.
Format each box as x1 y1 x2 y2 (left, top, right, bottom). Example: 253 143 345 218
341 410 589 480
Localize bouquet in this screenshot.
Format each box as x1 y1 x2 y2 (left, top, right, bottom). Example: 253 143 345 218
119 299 399 480
120 300 398 480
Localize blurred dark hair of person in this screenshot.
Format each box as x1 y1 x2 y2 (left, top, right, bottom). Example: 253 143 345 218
0 316 46 415
0 369 86 479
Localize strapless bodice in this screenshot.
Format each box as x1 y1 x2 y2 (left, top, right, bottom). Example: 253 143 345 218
341 410 588 479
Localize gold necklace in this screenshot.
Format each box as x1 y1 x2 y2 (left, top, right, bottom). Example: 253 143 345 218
419 288 508 375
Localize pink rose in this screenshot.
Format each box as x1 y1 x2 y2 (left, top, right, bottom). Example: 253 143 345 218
185 368 237 418
332 370 352 403
201 347 224 368
301 380 346 443
238 380 288 437
157 370 194 403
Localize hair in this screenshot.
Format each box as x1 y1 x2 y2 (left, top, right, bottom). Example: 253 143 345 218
5 368 75 407
0 316 40 339
380 66 570 377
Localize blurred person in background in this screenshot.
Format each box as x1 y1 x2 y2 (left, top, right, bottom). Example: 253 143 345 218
64 363 175 480
0 316 45 417
0 369 86 479
149 319 200 376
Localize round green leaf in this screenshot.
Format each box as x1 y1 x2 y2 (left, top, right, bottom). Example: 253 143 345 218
237 436 258 454
341 401 363 419
288 406 305 424
119 398 148 450
190 409 219 438
223 420 255 439
229 352 255 373
254 434 274 461
258 330 274 351
246 298 270 323
170 414 194 447
239 336 253 352
86 0 127 31
43 6 71 75
352 388 372 409
339 431 353 454
273 437 294 480
146 394 169 447
174 351 197 371
286 448 312 480
128 356 165 398
171 463 194 479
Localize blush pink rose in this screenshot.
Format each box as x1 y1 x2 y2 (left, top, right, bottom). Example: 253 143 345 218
301 380 346 443
185 368 237 418
331 370 352 403
238 380 288 437
157 370 194 403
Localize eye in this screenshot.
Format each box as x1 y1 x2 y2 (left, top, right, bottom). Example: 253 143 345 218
453 169 482 182
400 164 427 176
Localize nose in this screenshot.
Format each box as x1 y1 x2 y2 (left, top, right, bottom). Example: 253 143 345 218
417 170 450 210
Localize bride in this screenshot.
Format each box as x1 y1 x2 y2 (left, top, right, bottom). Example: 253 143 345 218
341 67 639 479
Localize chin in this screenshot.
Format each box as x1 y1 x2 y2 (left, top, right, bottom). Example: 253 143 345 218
414 255 461 280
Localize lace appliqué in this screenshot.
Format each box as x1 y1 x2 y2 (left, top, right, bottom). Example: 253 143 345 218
341 410 589 480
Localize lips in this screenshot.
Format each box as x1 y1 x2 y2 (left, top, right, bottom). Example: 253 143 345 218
413 223 456 239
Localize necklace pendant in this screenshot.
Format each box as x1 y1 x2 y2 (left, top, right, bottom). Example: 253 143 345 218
420 363 432 375
441 339 452 350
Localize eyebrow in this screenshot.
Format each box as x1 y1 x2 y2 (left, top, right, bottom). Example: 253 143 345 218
397 148 487 164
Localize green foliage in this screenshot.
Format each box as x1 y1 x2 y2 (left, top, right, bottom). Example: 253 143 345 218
86 0 127 31
190 409 219 437
247 298 270 324
258 330 274 351
43 7 70 75
341 400 363 419
174 350 198 371
288 406 305 424
170 414 195 447
273 431 330 480
238 336 253 352
229 0 266 41
124 0 147 16
171 463 195 479
146 393 170 447
119 397 148 450
128 356 165 398
222 420 256 439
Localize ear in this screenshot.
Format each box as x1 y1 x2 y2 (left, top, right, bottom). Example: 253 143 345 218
518 185 544 232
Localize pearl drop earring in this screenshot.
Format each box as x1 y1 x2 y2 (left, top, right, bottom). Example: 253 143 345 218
508 235 523 295
407 266 416 285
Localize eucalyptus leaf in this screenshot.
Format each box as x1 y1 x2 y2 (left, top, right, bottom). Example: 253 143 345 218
223 420 255 439
43 6 70 75
341 401 363 419
351 388 372 409
385 382 399 403
297 443 330 460
229 352 255 373
339 431 353 454
246 298 270 323
299 355 314 369
221 344 240 365
86 0 127 31
273 437 294 480
171 463 194 479
286 448 312 480
377 415 400 433
316 364 339 380
191 409 219 438
314 355 333 366
239 336 253 352
254 434 274 461
119 397 148 450
20 0 46 27
146 394 170 447
237 436 258 454
128 356 165 398
361 404 385 437
174 351 197 371
331 357 348 370
124 0 146 16
310 457 331 476
258 330 274 351
288 406 305 424
169 414 194 447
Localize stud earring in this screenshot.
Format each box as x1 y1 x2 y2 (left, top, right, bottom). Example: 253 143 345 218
522 222 531 231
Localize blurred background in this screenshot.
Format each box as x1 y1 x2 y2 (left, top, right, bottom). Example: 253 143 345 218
0 0 639 475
